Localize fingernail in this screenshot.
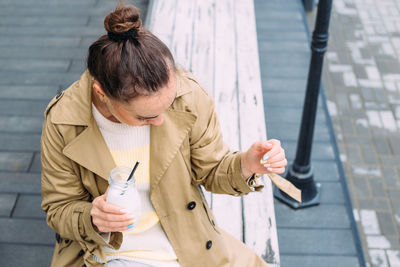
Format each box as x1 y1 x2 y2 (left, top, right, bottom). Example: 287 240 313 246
128 224 134 228
263 154 269 161
266 143 272 147
129 220 135 224
120 209 128 213
267 167 273 171
127 214 134 219
264 164 270 167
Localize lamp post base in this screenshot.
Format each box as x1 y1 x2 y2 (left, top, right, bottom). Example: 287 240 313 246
273 164 321 209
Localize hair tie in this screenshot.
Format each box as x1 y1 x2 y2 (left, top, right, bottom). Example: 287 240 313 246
108 28 138 42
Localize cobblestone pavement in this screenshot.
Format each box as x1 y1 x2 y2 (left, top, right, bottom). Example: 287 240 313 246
307 0 400 266
0 1 147 266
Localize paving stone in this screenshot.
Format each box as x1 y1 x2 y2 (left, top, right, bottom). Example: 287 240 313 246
320 182 346 204
388 136 400 155
0 152 32 172
386 250 400 267
360 144 379 164
280 255 360 267
256 21 305 32
0 6 112 16
358 199 391 211
258 41 309 52
0 218 53 245
378 155 400 167
275 202 350 229
382 167 400 187
13 194 45 219
29 152 41 173
0 193 17 217
0 37 80 48
261 65 309 79
0 244 53 267
0 100 47 116
283 141 335 161
0 116 43 134
0 0 96 6
260 54 309 71
264 106 327 125
262 78 307 92
0 16 88 26
376 212 398 236
313 161 341 182
340 118 356 135
345 144 363 165
0 172 41 194
69 59 87 74
388 189 400 200
263 92 323 108
0 72 80 86
266 121 329 141
258 31 307 42
353 177 372 198
0 133 41 151
369 178 387 198
368 249 389 267
0 25 104 37
277 228 356 255
0 47 86 60
0 85 58 100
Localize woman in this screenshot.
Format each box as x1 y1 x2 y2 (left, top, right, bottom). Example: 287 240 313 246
41 4 287 267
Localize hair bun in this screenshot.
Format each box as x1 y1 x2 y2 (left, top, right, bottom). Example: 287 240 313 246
104 5 142 34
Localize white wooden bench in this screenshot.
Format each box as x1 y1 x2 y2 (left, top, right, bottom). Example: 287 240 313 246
145 0 280 265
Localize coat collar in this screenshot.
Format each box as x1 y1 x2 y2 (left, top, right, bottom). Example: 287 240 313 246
58 69 195 187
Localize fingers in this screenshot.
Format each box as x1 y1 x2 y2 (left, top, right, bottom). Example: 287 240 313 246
94 195 127 215
92 217 135 232
260 140 283 164
91 193 136 233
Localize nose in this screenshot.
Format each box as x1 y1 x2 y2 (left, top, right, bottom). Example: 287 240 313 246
148 114 164 126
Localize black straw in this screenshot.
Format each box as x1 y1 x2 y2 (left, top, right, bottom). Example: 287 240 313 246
127 161 140 181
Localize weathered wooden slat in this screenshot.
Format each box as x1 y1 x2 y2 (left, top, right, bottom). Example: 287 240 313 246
145 0 176 48
146 0 279 264
189 0 215 206
190 0 215 95
234 0 280 265
210 0 243 241
170 0 196 68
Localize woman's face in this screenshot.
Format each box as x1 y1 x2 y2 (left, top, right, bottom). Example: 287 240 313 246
102 72 177 127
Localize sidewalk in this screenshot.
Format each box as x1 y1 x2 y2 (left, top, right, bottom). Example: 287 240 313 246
306 0 400 266
255 0 365 266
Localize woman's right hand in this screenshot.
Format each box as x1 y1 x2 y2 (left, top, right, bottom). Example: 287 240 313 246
90 192 135 233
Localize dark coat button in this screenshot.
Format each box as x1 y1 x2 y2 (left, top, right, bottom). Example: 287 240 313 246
206 240 212 249
55 233 61 243
78 250 84 257
187 201 196 210
65 239 70 244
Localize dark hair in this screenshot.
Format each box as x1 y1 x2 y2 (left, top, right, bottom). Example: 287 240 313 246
87 4 175 102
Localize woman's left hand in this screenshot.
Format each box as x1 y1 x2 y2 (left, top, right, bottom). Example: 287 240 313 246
240 139 287 178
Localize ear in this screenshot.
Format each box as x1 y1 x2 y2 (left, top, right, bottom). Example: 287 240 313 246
93 82 106 100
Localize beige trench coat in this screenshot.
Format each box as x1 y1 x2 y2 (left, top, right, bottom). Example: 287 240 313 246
41 68 268 267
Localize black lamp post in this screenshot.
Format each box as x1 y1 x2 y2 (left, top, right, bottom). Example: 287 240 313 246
274 0 333 209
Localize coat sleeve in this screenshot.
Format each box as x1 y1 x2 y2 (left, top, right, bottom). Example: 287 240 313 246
188 82 256 196
40 112 121 252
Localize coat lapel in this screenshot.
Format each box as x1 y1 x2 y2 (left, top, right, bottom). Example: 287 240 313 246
63 117 116 181
150 109 196 190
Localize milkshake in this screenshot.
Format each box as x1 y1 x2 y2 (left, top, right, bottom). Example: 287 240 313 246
107 166 142 231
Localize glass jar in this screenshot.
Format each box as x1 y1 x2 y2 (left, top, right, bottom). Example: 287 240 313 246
106 166 142 231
